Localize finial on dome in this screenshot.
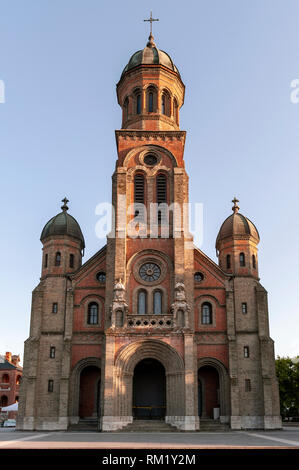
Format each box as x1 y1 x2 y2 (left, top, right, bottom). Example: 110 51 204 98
61 197 69 212
144 11 159 47
147 32 156 47
232 197 240 214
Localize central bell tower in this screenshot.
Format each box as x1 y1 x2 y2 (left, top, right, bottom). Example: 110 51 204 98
100 34 199 431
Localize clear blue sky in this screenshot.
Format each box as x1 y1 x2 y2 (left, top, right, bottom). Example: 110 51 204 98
0 0 298 362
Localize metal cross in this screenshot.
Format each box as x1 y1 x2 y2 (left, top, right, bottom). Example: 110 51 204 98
143 11 159 35
61 197 69 212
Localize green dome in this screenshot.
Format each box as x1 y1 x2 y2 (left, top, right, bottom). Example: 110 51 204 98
40 199 85 249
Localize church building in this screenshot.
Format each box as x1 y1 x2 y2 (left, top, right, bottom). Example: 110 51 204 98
17 32 281 432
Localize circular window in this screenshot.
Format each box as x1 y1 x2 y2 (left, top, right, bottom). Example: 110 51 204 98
96 271 106 282
139 263 161 282
194 272 204 282
144 154 158 166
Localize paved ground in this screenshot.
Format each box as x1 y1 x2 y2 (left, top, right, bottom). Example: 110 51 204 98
0 426 299 449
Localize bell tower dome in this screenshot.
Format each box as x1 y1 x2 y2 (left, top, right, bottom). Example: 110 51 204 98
216 198 260 278
117 34 185 131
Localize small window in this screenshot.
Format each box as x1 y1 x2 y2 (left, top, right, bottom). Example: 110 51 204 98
194 272 204 282
48 380 54 392
44 253 48 268
2 374 9 384
52 303 58 314
16 375 22 385
55 252 61 266
69 254 74 268
226 254 231 269
202 302 212 325
123 97 129 121
173 98 179 124
245 379 251 392
239 252 245 267
242 302 247 314
148 92 153 112
162 94 166 115
144 154 158 166
137 290 147 315
87 302 98 325
136 94 141 114
50 346 56 358
252 254 256 269
244 346 250 358
96 271 106 282
153 290 162 315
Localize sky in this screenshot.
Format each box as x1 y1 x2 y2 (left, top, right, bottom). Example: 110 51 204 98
0 0 298 362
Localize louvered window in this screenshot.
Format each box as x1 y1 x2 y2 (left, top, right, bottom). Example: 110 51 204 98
134 174 145 221
156 174 167 224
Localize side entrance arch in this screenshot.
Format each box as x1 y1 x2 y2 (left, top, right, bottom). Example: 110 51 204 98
197 358 230 422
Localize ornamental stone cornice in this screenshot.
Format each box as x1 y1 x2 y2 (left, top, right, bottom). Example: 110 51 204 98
115 129 186 144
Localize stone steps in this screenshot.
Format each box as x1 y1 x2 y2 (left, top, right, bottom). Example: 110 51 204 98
199 419 230 432
68 418 99 432
119 419 178 433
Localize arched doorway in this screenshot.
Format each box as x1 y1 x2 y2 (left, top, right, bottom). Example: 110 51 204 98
79 366 101 419
133 358 166 420
198 366 220 419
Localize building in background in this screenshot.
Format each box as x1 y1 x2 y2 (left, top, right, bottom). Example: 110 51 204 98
0 352 22 408
17 33 281 432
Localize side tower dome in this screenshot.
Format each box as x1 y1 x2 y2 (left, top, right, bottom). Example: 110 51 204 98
40 198 85 277
216 198 260 278
117 33 185 131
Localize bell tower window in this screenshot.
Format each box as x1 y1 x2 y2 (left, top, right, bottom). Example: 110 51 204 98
240 252 245 267
55 252 61 266
136 94 141 114
134 173 145 221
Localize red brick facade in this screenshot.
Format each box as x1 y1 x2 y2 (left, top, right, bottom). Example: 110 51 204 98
17 34 281 432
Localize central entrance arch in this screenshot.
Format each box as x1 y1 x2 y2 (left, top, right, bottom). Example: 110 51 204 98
133 358 166 419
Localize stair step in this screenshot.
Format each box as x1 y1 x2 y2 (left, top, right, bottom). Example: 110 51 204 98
119 420 178 433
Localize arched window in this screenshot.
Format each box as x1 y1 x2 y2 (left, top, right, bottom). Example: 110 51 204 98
226 254 231 269
161 91 170 116
44 253 48 268
156 173 167 224
137 290 147 315
87 302 98 325
148 91 153 112
252 254 256 269
136 93 141 114
16 375 22 385
201 302 212 325
123 97 129 121
55 252 61 266
153 290 162 315
69 254 74 268
173 98 179 124
2 374 9 384
134 173 145 221
239 252 245 267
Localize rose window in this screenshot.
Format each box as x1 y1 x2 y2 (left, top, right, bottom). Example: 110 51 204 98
139 263 161 282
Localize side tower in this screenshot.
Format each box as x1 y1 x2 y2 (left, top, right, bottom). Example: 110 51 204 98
216 199 281 429
101 34 199 431
17 199 85 430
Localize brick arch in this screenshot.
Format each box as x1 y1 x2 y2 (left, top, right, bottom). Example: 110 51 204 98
197 357 230 420
123 144 178 168
68 357 102 422
113 339 185 418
